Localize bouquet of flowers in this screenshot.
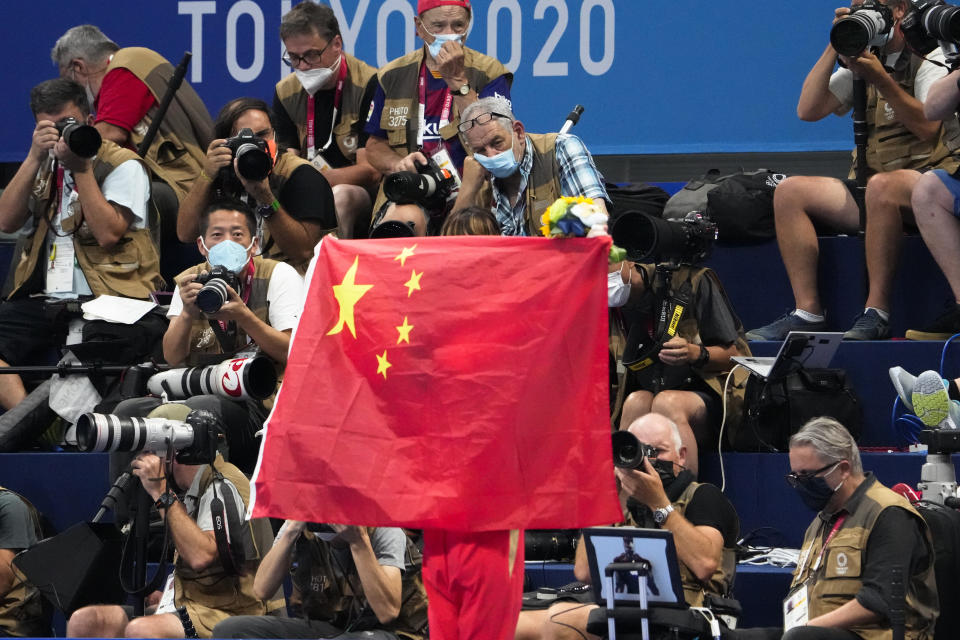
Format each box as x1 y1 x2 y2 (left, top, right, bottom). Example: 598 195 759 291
539 196 626 262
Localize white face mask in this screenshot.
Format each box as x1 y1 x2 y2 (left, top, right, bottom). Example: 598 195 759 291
607 269 631 308
294 55 341 96
84 82 96 109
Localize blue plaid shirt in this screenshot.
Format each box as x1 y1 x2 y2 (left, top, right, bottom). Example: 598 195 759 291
491 133 609 237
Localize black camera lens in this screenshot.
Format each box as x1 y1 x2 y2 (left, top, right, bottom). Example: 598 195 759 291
235 143 273 181
829 6 892 57
612 431 645 469
56 118 102 158
383 171 440 203
369 220 417 239
925 3 960 42
196 279 230 314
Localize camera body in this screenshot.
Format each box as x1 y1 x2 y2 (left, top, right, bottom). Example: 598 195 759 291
195 266 241 315
222 127 273 181
382 157 456 211
903 0 960 51
76 409 224 465
830 0 895 56
611 431 658 469
55 117 102 159
611 210 717 266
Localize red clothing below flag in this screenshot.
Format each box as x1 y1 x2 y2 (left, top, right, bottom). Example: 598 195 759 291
253 236 621 531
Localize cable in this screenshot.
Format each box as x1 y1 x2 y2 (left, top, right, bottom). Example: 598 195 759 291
546 602 591 640
716 365 742 493
938 332 960 378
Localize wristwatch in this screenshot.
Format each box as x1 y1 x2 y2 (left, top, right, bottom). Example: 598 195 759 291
155 492 179 511
652 504 674 526
454 81 471 96
692 344 710 369
257 199 280 220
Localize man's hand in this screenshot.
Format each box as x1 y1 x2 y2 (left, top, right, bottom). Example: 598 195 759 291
435 39 467 87
392 151 430 174
29 120 60 164
839 49 888 85
616 457 670 510
131 452 167 501
53 138 92 175
658 336 693 366
203 139 233 178
235 158 274 206
833 6 851 25
177 273 204 319
461 155 489 186
329 524 369 546
207 284 251 324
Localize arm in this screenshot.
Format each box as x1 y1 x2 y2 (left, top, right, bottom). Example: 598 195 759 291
0 120 59 233
176 139 232 243
365 135 428 175
337 526 402 624
253 520 304 601
162 279 201 366
807 598 882 629
924 69 960 121
210 287 292 363
658 337 739 373
0 549 15 599
319 148 382 191
797 43 845 121
573 533 591 583
452 156 489 211
94 121 132 147
58 141 134 248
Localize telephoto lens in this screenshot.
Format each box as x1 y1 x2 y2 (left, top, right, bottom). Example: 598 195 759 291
56 117 102 158
75 413 196 455
830 4 893 56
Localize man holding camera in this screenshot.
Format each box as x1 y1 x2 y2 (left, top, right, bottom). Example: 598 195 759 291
747 0 960 341
175 98 336 274
68 405 285 639
0 488 47 637
514 413 739 640
212 522 428 639
453 97 609 237
0 78 163 412
275 1 381 239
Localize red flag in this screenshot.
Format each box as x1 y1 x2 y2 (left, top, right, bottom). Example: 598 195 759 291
253 236 621 531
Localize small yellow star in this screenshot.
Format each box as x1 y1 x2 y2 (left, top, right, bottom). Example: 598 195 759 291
394 244 417 267
396 317 414 344
375 350 392 379
404 270 423 297
327 257 373 339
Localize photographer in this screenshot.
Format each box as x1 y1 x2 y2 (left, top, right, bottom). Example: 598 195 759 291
0 488 47 637
176 98 336 274
0 78 163 412
67 405 285 638
514 414 739 640
274 2 381 239
212 522 428 639
747 0 960 342
452 97 609 237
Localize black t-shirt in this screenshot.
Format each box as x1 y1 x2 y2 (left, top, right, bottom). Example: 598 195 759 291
277 164 337 229
273 76 378 168
683 482 740 548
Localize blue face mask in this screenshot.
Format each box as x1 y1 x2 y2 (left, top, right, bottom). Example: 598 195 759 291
201 238 254 274
474 136 519 179
426 32 463 59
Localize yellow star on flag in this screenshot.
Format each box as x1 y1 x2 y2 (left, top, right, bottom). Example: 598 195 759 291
327 256 373 338
404 270 423 297
394 244 417 267
376 350 392 379
396 317 414 344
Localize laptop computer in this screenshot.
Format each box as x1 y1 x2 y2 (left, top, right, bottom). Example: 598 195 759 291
582 526 685 608
732 331 843 380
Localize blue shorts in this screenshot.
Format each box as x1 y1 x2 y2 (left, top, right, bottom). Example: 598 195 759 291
931 169 960 218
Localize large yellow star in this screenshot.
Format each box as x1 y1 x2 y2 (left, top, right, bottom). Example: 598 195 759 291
375 350 392 379
396 317 414 344
327 256 373 338
404 270 423 297
394 244 417 267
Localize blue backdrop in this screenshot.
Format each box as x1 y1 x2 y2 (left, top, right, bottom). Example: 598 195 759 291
0 0 850 163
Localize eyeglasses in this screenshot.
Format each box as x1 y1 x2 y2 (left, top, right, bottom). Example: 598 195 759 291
282 41 331 68
457 111 509 134
785 461 841 488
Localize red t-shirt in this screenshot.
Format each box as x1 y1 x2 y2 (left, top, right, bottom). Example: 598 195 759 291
94 67 156 135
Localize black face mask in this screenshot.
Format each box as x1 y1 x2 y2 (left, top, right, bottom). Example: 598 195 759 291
793 475 839 512
652 458 677 487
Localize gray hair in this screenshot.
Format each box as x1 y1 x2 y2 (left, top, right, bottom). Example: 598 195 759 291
460 96 515 134
51 25 118 70
627 413 683 455
789 417 863 474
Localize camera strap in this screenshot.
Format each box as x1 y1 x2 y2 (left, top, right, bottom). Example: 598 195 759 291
208 319 238 354
209 468 244 576
623 291 691 372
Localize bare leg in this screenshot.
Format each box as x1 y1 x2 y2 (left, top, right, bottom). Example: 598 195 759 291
515 609 548 640
67 605 129 638
618 390 654 431
124 612 186 639
650 390 711 477
542 602 600 640
332 184 373 239
773 176 860 315
863 170 920 311
0 359 27 411
913 172 960 302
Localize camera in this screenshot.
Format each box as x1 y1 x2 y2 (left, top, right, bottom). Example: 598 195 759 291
382 157 456 211
830 0 895 56
902 0 960 50
146 356 278 402
195 266 241 314
55 117 102 159
611 210 717 265
611 431 658 469
75 409 224 465
369 220 417 239
222 128 273 181
525 529 579 561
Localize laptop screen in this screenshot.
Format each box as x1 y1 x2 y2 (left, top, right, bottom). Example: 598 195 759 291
582 526 686 608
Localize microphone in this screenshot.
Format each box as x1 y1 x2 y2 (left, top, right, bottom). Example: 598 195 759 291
93 469 136 523
559 105 584 135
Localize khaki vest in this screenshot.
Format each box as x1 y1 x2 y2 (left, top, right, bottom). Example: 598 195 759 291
10 140 164 300
375 47 512 154
106 47 214 203
173 456 285 638
851 51 960 177
792 477 938 640
0 489 46 638
524 133 562 235
275 53 377 163
623 481 736 607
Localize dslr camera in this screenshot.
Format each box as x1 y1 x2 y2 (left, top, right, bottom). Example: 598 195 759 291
76 409 224 465
222 128 273 181
611 431 658 469
382 157 456 211
195 266 241 314
830 0 895 56
55 117 102 159
902 0 960 51
611 210 717 266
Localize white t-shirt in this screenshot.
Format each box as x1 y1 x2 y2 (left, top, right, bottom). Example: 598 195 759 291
167 260 304 334
828 48 948 114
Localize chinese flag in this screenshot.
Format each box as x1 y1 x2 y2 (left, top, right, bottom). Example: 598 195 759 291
252 236 622 531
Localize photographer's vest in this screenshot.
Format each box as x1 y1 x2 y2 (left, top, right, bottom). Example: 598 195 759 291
274 53 377 163
9 140 164 300
792 476 937 640
106 47 214 203
173 456 285 638
851 51 960 177
523 133 562 236
293 531 428 639
177 256 278 364
623 481 735 607
262 153 329 274
0 489 46 638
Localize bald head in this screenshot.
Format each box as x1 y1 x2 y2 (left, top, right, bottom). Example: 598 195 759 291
626 414 685 468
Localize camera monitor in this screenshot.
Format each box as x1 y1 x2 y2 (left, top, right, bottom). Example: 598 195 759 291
732 331 843 381
582 526 685 608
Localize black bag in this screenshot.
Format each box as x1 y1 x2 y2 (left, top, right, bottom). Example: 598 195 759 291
605 181 670 221
663 169 786 244
733 368 862 452
916 501 960 640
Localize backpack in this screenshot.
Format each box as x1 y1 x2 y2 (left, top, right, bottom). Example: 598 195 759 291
916 501 960 640
605 182 670 222
663 169 786 244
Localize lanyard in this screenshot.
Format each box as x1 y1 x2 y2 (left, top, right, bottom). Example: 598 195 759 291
811 513 847 572
416 62 453 152
306 57 348 161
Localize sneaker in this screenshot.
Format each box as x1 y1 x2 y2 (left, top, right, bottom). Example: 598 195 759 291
905 304 960 341
843 309 890 340
889 366 917 412
745 311 827 341
912 370 957 429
